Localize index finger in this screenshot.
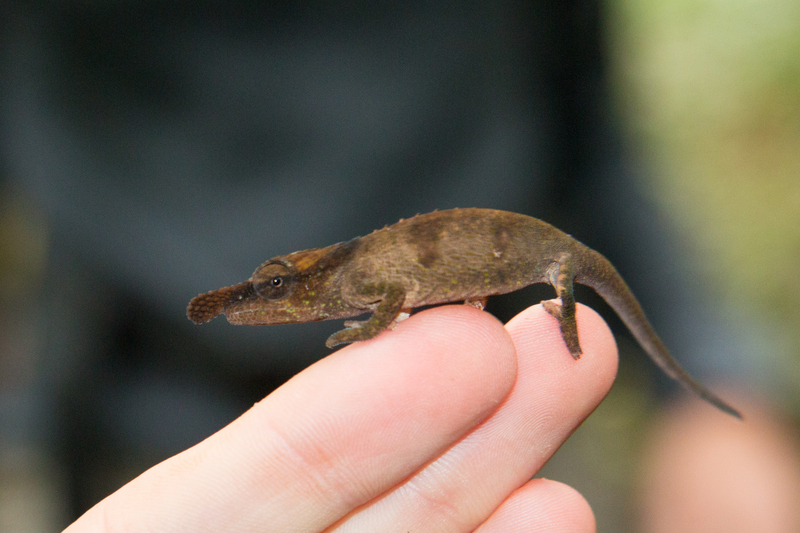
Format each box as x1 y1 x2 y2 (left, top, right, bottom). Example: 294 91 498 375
66 305 518 533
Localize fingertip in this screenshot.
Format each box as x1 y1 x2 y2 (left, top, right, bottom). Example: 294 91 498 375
476 478 596 533
487 303 619 464
505 303 618 408
528 479 597 533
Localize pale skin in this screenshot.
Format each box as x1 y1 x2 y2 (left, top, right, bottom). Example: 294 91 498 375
64 303 618 532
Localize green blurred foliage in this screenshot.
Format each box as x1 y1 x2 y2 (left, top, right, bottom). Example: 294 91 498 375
550 3 800 530
606 0 800 396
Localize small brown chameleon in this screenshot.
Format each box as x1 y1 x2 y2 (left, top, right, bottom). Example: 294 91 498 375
187 208 740 418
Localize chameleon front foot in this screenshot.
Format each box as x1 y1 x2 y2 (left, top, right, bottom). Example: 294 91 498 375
326 284 407 348
326 324 375 348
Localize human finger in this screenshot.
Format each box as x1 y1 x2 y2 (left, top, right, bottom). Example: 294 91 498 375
64 305 517 533
331 303 617 531
475 478 596 533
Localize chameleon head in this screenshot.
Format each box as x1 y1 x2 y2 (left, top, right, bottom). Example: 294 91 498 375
186 261 302 325
187 242 359 327
209 261 306 325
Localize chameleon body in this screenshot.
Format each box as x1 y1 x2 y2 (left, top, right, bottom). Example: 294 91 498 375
187 208 740 418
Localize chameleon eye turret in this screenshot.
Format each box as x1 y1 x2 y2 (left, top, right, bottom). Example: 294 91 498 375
253 262 294 300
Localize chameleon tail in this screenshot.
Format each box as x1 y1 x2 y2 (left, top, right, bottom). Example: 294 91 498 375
576 247 742 419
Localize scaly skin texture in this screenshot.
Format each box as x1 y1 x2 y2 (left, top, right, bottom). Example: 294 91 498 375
187 208 741 418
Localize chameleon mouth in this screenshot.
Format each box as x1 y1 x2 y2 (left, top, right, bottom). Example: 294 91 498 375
186 281 255 324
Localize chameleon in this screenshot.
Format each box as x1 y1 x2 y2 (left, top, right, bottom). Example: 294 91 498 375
187 208 740 418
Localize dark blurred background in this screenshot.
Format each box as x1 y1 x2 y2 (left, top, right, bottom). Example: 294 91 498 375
1 1 798 531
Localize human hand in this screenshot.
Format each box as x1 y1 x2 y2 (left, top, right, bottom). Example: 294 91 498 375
64 303 617 532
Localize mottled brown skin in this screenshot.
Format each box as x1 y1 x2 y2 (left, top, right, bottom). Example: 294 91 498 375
187 208 741 418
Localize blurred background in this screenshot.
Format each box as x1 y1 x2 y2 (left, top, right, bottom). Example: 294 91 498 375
1 1 798 531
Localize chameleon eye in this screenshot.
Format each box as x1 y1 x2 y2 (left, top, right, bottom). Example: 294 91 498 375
253 262 294 300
